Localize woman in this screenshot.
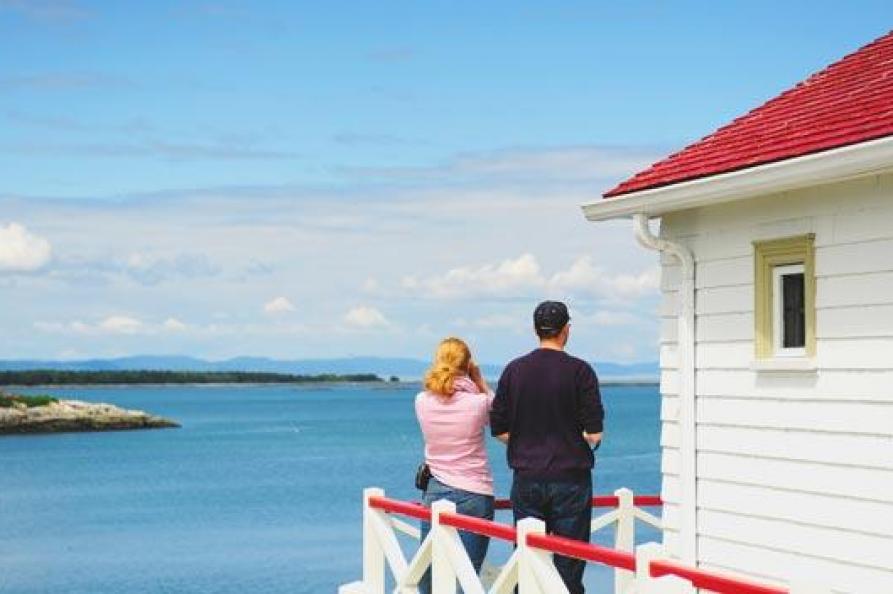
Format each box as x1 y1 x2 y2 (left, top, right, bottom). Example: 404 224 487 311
416 337 495 593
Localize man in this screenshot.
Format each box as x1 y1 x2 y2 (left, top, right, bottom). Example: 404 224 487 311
490 300 604 594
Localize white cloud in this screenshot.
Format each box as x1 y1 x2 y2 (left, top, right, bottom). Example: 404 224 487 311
455 313 524 330
361 277 382 294
0 222 52 272
98 315 144 334
35 315 177 335
398 253 659 303
402 253 543 299
343 305 389 328
124 252 219 285
581 310 641 327
549 256 659 300
162 317 188 331
264 296 296 314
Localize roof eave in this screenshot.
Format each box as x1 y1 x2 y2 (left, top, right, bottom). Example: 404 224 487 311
582 134 893 222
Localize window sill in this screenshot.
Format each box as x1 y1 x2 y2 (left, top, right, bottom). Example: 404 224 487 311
750 358 817 372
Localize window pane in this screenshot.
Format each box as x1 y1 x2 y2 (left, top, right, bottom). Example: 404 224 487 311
782 272 805 348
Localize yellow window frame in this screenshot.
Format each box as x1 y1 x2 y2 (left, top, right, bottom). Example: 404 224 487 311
753 234 816 359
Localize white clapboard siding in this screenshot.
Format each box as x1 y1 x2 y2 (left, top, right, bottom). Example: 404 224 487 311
698 537 893 593
659 369 679 394
660 317 678 344
659 344 678 370
657 173 893 579
697 369 893 402
698 479 893 537
695 341 752 369
696 286 752 315
816 238 893 276
697 451 893 503
697 397 893 436
696 312 752 342
697 424 893 470
818 304 893 338
660 421 680 448
660 395 679 423
664 257 753 290
817 337 893 369
816 270 893 308
662 474 681 505
660 290 679 317
662 528 680 555
697 509 893 570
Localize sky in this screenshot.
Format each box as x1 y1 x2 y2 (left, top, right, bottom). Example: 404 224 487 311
1 1 890 364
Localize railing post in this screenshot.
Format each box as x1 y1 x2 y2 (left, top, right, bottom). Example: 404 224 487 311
517 518 543 594
431 500 457 594
517 518 569 594
614 488 636 594
362 487 386 594
635 542 692 594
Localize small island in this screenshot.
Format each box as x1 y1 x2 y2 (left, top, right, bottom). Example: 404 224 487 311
0 391 180 435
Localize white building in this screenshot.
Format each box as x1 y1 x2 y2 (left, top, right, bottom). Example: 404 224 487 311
583 31 893 592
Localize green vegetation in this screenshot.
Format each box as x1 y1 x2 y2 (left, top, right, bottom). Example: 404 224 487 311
0 393 59 408
0 370 384 386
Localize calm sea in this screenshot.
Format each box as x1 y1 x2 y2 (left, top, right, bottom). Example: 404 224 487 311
0 383 660 593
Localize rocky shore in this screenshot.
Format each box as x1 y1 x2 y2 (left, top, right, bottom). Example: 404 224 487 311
0 397 180 434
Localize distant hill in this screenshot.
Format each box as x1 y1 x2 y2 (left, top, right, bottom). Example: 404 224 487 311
0 355 658 382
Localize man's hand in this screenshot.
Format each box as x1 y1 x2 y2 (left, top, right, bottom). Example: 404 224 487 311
583 431 602 448
495 432 510 444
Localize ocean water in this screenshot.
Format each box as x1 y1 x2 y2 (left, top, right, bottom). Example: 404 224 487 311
0 383 661 593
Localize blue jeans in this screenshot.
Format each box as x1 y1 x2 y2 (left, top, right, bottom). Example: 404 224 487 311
511 474 593 594
419 477 495 594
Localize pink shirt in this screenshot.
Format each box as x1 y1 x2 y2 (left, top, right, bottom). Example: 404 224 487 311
415 376 495 496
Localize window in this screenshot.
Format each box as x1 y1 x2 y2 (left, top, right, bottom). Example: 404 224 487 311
754 235 815 359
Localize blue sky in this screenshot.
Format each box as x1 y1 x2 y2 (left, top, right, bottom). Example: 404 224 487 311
1 1 890 363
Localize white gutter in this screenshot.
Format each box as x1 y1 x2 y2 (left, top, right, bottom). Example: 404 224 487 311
632 214 697 566
583 134 893 221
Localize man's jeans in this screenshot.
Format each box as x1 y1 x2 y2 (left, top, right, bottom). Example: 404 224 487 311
419 477 495 594
511 474 593 594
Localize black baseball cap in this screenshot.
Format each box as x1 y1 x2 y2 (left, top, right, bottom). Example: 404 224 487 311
533 301 570 334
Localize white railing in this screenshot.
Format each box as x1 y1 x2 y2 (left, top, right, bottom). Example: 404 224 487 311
338 487 830 594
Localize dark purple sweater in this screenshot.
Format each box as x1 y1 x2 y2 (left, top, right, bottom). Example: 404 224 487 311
490 348 604 480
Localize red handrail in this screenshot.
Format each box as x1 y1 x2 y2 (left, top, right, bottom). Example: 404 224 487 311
440 512 518 542
494 494 662 510
650 560 787 594
368 495 431 521
526 533 636 572
369 493 790 594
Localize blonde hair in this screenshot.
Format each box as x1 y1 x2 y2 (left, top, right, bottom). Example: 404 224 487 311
424 337 472 397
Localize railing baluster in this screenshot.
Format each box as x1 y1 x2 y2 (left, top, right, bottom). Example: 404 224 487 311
431 500 457 594
614 488 636 594
363 487 387 594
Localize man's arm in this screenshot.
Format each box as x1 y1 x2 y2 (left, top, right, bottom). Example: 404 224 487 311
577 363 604 445
490 366 511 444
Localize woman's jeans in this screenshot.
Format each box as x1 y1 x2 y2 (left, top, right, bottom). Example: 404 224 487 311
418 477 494 594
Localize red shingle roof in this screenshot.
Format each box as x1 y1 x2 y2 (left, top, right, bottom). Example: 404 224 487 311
604 30 893 198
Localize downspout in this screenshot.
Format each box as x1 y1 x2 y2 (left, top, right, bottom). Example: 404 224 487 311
632 213 697 566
